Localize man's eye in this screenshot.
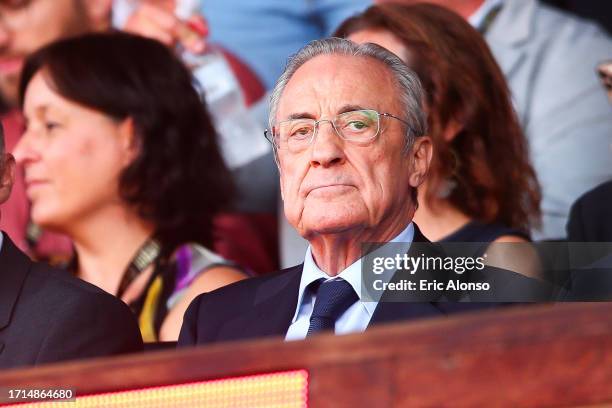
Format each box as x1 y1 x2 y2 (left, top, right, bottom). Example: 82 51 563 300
345 121 369 131
290 126 313 138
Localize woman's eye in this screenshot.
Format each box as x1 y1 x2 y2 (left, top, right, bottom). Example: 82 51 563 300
44 122 60 131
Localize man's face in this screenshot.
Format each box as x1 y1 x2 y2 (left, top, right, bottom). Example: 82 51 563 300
276 54 428 240
0 0 92 108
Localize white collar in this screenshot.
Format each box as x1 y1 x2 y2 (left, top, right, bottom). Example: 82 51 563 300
469 0 504 29
291 222 415 323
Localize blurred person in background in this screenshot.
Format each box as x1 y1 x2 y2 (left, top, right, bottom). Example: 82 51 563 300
337 3 541 245
13 32 246 342
195 0 371 90
118 0 278 275
378 0 612 240
0 122 143 369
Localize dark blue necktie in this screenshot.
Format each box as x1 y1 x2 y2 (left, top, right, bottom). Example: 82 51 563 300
306 278 359 337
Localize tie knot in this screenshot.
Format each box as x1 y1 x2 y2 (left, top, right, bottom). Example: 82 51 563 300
311 278 359 321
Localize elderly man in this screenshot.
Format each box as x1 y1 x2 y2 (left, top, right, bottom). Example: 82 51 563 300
178 38 477 345
0 124 143 369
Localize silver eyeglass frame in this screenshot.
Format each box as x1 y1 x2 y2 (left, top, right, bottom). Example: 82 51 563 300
264 109 417 151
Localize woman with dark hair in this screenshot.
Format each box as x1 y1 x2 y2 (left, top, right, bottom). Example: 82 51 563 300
13 31 246 342
335 3 541 246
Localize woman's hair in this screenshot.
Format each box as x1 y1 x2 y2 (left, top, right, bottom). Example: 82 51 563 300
336 3 540 231
19 31 234 253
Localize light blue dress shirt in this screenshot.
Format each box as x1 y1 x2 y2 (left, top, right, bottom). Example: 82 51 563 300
0 231 4 253
468 0 504 29
285 222 414 341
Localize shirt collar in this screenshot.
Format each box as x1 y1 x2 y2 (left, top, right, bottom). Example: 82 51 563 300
291 222 415 323
0 231 3 253
468 0 504 29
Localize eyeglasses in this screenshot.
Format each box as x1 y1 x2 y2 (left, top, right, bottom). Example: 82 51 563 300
264 109 415 153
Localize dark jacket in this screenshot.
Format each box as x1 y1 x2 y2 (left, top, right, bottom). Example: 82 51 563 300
567 180 612 242
0 233 143 369
178 225 491 346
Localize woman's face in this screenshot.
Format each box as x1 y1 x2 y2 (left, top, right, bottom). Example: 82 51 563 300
14 71 134 231
348 28 407 62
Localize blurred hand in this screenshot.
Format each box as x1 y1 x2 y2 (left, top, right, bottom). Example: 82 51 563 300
123 2 208 54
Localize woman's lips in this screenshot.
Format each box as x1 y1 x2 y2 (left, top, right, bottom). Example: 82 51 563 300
0 58 23 75
24 179 49 196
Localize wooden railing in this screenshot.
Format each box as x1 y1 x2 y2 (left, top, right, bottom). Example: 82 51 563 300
1 302 612 407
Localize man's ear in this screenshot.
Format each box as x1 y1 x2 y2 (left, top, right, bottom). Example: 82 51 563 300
83 0 113 31
0 154 16 205
278 161 285 201
408 136 433 189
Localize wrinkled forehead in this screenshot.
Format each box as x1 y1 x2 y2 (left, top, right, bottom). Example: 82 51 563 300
275 54 401 123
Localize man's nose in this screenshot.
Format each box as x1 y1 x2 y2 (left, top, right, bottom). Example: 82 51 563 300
309 120 346 168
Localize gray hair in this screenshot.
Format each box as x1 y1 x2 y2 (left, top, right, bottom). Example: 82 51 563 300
268 37 427 148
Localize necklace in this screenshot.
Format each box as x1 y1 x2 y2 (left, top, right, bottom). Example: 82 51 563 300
116 238 162 299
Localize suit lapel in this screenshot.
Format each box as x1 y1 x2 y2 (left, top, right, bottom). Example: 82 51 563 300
219 265 302 340
369 224 447 326
0 234 31 331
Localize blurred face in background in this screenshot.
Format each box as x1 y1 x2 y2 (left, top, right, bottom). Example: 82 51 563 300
13 71 134 232
349 29 406 62
0 0 110 110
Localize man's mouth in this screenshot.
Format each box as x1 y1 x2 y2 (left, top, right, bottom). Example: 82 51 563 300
306 184 355 197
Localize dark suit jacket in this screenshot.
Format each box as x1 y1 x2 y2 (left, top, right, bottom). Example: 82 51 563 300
561 180 612 300
567 180 612 242
178 225 490 346
0 233 143 369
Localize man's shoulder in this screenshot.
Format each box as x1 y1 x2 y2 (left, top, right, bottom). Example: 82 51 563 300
24 261 122 308
569 180 612 223
0 235 108 307
575 180 612 205
567 180 612 241
1 240 142 368
178 265 303 346
20 261 138 333
191 264 303 311
3 239 137 335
